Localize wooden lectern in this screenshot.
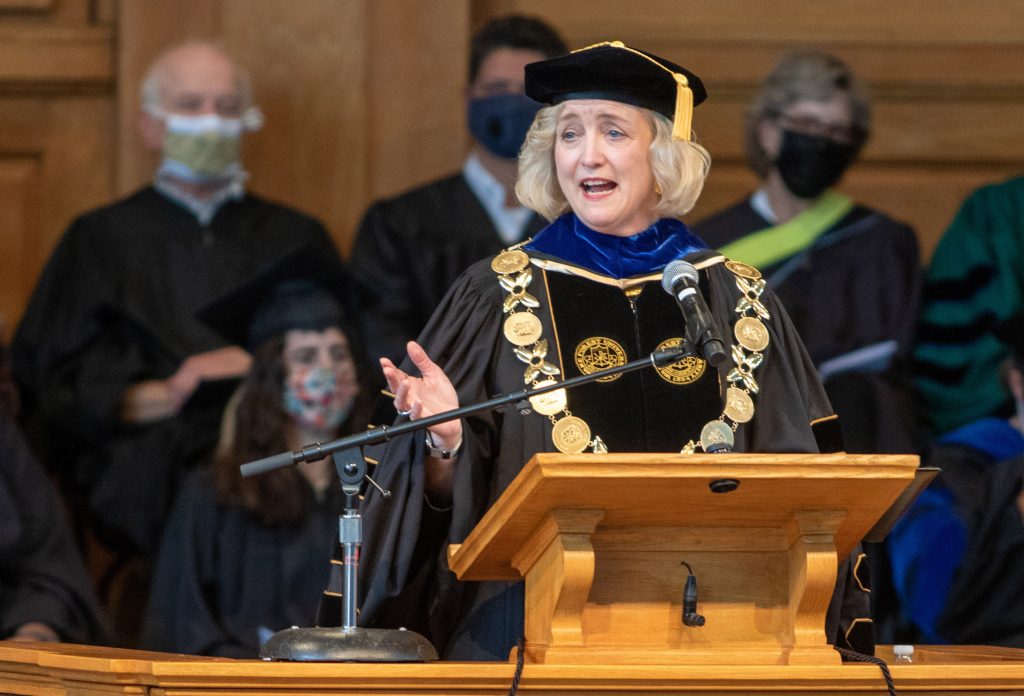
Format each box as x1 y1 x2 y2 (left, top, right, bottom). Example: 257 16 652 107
447 452 919 666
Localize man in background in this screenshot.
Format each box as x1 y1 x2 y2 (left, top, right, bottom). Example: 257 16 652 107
350 15 566 364
12 41 344 644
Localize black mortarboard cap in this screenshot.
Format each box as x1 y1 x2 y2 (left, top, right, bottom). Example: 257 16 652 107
525 40 707 141
197 244 349 350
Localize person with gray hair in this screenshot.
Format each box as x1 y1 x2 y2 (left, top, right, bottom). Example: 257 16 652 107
12 40 343 645
695 51 921 456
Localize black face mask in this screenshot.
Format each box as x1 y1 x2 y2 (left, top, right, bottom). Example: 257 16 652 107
774 129 859 199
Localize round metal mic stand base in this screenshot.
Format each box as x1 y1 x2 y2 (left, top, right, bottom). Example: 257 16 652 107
260 626 439 662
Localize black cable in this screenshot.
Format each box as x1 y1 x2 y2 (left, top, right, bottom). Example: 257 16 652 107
507 637 525 696
835 646 896 696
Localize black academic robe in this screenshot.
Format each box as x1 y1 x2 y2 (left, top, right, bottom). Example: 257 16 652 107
141 469 341 657
0 416 107 643
12 187 345 556
357 250 857 661
920 445 1024 647
350 173 546 364
694 199 921 455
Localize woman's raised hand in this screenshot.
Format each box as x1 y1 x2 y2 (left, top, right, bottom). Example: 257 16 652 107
381 341 462 451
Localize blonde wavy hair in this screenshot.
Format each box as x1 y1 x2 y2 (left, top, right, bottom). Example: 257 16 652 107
515 103 711 222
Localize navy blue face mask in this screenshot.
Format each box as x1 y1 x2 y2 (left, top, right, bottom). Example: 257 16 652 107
467 93 541 159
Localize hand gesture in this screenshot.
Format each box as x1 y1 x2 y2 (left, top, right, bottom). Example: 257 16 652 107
381 341 461 450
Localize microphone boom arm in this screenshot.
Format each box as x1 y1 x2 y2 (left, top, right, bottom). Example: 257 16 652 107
241 343 688 476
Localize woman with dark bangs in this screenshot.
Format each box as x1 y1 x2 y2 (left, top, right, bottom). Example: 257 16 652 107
142 280 372 657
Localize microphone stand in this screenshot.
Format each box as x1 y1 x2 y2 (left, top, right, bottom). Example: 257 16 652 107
247 343 690 662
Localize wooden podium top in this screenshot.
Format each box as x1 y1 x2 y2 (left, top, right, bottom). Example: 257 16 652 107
3 641 1024 695
449 453 919 580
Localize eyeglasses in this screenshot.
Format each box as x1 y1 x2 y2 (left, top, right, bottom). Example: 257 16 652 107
776 113 860 146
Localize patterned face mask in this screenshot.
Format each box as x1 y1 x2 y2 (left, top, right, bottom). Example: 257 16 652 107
282 364 358 433
282 366 354 433
159 113 246 183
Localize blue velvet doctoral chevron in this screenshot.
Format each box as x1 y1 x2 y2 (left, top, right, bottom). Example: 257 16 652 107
524 213 708 279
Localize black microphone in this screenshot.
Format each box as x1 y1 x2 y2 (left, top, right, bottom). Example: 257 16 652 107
681 561 706 627
661 259 728 367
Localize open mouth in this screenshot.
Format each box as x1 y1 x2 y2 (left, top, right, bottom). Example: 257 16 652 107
581 179 616 195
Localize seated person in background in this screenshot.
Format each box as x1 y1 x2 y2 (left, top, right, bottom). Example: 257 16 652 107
142 278 370 657
888 316 1024 647
913 175 1024 435
695 51 921 455
12 41 344 643
1 413 108 645
351 15 566 364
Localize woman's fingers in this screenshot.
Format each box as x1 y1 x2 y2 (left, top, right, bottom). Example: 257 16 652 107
406 341 438 376
381 357 410 399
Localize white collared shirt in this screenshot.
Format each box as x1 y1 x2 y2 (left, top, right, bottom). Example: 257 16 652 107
750 187 778 225
462 152 534 245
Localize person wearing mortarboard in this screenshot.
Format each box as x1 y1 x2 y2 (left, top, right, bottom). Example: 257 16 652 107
354 41 866 661
694 51 921 457
141 268 372 657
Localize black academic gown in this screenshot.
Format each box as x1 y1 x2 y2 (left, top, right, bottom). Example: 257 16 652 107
357 249 856 661
12 187 345 557
350 173 546 364
695 199 922 455
0 415 107 643
925 447 1024 647
141 469 341 657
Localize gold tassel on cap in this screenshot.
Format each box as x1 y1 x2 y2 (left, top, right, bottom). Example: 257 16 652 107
572 41 695 141
672 73 693 142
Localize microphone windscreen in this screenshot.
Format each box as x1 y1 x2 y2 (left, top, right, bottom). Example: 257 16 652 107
661 259 699 294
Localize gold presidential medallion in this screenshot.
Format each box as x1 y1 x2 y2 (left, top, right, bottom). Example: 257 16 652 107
552 415 591 454
503 312 543 346
529 379 567 416
724 386 755 423
700 420 735 453
734 316 770 352
491 250 529 275
653 337 706 385
574 337 627 383
725 259 762 280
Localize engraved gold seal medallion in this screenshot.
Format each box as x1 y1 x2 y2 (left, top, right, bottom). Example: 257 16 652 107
725 259 762 280
490 250 529 275
734 316 770 352
653 337 706 384
529 379 567 416
700 420 735 452
724 386 755 423
552 416 591 454
574 337 627 383
503 312 543 346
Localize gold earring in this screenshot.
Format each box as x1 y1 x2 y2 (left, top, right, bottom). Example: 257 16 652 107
654 181 663 196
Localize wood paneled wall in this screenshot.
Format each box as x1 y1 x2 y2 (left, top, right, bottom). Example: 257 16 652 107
2 0 1023 337
0 0 115 333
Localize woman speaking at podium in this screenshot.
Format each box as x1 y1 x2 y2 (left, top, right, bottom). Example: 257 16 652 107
357 42 861 660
